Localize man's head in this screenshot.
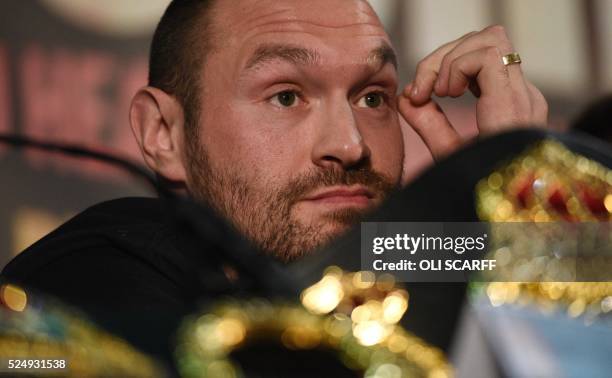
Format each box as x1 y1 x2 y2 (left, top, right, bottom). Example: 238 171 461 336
130 0 404 261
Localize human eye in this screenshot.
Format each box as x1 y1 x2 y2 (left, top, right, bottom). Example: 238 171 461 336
269 90 301 108
356 91 387 109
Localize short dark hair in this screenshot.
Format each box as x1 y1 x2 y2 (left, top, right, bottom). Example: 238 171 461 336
148 0 217 138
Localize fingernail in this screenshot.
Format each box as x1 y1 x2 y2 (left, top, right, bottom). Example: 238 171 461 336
411 84 419 98
403 82 413 98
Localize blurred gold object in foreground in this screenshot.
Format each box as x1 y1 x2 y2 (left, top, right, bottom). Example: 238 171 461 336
476 140 612 317
484 282 612 320
302 268 410 347
476 140 611 222
0 284 27 312
176 268 452 378
0 284 164 377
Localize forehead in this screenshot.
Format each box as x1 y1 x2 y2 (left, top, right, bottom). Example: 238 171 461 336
213 0 385 31
211 0 391 63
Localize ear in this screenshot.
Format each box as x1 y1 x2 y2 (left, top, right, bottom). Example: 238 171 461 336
129 86 189 184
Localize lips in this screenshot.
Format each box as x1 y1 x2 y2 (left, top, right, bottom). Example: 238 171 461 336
302 186 374 207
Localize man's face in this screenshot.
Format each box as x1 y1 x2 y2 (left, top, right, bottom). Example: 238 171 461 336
185 0 404 260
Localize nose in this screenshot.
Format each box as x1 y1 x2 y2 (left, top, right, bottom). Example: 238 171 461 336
311 100 370 170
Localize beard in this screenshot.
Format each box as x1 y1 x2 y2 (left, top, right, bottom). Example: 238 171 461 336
186 141 397 262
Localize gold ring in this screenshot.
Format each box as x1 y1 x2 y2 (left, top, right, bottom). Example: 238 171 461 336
502 52 522 66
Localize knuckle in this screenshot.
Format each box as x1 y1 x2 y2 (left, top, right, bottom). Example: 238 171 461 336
541 96 549 112
497 34 514 50
485 46 503 61
461 30 479 40
449 56 464 74
537 93 549 115
528 82 549 111
440 53 453 72
486 24 507 37
449 70 463 87
415 60 428 73
486 25 514 51
448 65 467 94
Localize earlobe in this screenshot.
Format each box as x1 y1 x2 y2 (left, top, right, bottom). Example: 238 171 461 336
129 86 189 184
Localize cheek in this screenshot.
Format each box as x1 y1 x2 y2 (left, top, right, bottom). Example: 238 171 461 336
201 101 306 189
360 115 404 181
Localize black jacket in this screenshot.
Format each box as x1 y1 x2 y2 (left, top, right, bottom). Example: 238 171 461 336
1 198 245 366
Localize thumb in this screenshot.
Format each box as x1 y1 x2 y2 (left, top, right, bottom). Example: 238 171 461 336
397 87 461 162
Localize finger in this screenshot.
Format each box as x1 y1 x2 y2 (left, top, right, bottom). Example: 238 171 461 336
435 25 516 97
446 47 514 98
408 31 477 105
445 46 536 134
526 81 549 126
397 92 461 161
398 117 434 187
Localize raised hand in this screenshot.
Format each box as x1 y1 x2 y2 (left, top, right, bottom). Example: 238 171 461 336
397 25 548 164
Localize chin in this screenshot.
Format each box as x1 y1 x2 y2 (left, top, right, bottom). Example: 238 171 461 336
313 216 359 240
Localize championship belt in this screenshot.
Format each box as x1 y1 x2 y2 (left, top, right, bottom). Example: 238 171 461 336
475 139 612 318
0 284 164 377
175 268 452 378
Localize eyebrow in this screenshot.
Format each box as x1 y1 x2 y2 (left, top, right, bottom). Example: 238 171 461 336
243 42 398 73
368 43 398 71
245 44 320 71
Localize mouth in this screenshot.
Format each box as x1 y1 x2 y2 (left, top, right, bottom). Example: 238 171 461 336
301 186 375 208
